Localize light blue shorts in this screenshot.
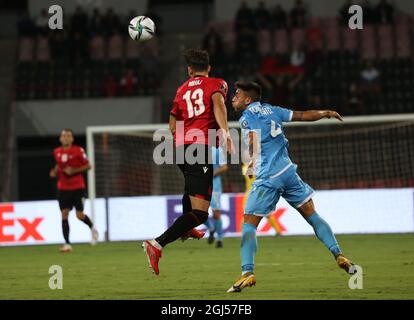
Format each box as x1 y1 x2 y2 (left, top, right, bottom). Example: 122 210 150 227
244 165 315 216
210 192 221 210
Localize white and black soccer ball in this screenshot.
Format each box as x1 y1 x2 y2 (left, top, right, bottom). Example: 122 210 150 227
128 16 155 42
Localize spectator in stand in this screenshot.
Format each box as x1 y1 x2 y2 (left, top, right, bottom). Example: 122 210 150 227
49 30 68 62
89 8 104 36
309 94 323 108
70 31 89 64
17 12 36 37
345 83 365 115
120 69 138 96
202 26 224 67
271 75 291 106
290 45 306 67
70 6 89 35
290 0 307 28
255 1 272 30
361 0 376 25
235 25 258 64
305 44 323 76
360 60 381 97
272 4 287 29
235 1 255 30
376 0 394 24
103 8 121 37
339 0 354 26
35 9 49 36
104 74 118 97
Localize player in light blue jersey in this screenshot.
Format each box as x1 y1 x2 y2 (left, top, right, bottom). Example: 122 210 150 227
205 146 228 248
227 81 356 293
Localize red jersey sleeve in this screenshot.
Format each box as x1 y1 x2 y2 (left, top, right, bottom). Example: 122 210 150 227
170 101 180 118
210 79 228 101
77 147 89 166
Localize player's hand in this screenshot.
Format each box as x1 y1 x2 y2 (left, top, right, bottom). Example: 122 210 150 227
49 168 57 178
226 135 235 155
326 110 343 121
63 167 75 176
246 160 255 179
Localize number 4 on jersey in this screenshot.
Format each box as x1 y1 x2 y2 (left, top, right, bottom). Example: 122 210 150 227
271 120 282 137
183 89 206 118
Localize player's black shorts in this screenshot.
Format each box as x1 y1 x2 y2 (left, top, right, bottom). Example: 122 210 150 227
177 144 213 201
57 189 86 211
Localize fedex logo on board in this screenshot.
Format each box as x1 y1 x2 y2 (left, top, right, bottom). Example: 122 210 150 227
0 204 44 243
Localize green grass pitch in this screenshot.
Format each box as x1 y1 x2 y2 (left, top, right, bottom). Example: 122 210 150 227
1 234 413 300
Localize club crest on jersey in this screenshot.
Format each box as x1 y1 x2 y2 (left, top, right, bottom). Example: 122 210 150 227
241 120 249 129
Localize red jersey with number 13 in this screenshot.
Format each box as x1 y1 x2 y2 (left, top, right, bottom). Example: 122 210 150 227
170 76 228 146
53 145 89 190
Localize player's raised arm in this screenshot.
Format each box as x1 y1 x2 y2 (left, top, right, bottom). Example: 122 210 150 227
50 165 58 178
291 110 343 122
212 92 234 154
246 131 260 178
169 114 176 135
169 100 179 135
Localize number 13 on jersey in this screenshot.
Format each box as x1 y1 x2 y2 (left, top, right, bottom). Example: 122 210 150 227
183 89 206 118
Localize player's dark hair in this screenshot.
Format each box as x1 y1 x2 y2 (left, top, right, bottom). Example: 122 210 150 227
62 128 74 135
235 81 262 102
183 48 210 72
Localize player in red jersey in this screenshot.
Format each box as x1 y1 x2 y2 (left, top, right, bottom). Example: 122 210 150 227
143 49 233 275
50 129 98 252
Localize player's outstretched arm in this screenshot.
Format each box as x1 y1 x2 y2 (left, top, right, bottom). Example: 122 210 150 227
212 92 234 154
291 110 343 122
214 164 229 177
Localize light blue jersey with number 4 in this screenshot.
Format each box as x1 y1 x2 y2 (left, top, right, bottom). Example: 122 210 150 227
239 101 294 180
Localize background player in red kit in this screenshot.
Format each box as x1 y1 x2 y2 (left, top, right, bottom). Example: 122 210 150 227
50 129 98 252
143 49 232 275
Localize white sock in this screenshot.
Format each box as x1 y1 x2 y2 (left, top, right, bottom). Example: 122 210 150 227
150 239 163 250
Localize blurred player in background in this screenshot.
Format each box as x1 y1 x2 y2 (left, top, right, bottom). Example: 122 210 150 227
50 129 98 252
143 49 232 275
241 163 282 236
205 146 228 248
227 81 355 293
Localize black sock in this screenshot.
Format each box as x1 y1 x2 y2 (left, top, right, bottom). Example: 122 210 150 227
156 210 208 247
62 219 70 244
81 215 93 229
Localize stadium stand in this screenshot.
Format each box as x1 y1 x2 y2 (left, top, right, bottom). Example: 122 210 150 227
14 7 161 100
202 1 414 117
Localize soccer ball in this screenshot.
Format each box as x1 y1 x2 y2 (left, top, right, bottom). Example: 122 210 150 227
128 16 155 42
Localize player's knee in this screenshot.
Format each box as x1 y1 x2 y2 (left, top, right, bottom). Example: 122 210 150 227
76 212 85 220
213 210 221 219
192 209 209 224
297 199 315 217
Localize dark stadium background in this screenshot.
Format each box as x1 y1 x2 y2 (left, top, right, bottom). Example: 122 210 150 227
0 0 413 202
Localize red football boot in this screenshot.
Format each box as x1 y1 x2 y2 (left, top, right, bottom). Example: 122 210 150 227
142 240 162 276
181 228 206 241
